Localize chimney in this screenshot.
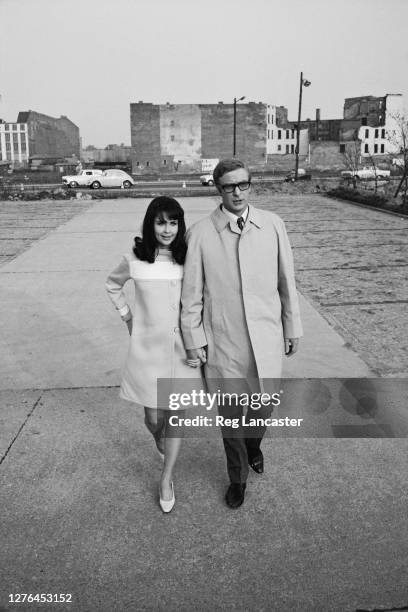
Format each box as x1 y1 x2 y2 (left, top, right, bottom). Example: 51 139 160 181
316 108 320 140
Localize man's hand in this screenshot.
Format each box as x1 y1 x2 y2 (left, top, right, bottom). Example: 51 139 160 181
186 347 207 367
284 337 299 356
125 317 133 335
122 311 133 335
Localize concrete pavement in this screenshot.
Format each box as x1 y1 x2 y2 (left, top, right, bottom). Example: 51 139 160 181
0 196 372 389
1 196 407 611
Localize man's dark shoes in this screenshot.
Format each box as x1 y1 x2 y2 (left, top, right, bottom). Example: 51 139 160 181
248 450 264 474
225 483 246 509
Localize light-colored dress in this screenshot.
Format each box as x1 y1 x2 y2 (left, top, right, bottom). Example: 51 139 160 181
106 248 197 408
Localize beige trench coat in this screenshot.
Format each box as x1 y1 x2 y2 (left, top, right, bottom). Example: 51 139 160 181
181 205 303 380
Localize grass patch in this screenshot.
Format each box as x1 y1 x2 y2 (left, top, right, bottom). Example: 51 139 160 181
327 187 407 214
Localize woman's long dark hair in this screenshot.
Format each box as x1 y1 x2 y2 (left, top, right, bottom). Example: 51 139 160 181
133 196 187 264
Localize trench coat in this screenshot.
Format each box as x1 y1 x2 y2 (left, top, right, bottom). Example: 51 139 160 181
180 205 303 381
106 251 198 408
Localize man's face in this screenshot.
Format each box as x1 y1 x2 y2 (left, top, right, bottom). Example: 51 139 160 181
216 168 251 216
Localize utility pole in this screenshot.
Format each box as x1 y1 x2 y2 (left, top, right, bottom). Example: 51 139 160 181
295 72 311 180
233 96 245 157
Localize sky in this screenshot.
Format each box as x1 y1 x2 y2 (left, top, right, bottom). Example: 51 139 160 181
1 0 407 147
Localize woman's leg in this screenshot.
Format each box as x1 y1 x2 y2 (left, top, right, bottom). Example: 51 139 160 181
159 410 184 501
144 407 165 454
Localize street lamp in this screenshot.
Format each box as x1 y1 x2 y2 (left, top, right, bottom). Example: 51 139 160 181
295 72 311 180
233 96 245 157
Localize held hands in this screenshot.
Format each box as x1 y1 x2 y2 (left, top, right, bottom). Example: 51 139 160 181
186 347 207 368
284 337 300 356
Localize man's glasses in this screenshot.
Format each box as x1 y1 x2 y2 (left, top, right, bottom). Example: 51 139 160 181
220 181 251 193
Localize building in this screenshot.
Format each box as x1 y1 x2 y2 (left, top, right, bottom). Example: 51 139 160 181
0 119 29 166
81 144 133 170
293 109 342 142
297 95 405 171
267 104 309 160
130 101 309 174
16 110 80 161
266 105 297 155
340 94 404 158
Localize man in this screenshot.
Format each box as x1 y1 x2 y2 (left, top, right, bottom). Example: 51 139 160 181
181 159 302 508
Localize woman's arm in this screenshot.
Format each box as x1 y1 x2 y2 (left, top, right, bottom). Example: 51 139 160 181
105 256 132 325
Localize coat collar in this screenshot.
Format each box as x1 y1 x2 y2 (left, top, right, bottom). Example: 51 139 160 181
211 204 262 233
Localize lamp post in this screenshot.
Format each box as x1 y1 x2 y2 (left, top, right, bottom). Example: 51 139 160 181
233 96 245 157
295 72 311 179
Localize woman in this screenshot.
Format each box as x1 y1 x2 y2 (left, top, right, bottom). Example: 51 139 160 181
105 196 201 513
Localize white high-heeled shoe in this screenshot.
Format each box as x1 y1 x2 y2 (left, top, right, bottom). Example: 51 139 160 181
159 481 175 513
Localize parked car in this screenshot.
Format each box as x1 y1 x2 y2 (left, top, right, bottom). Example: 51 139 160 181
341 167 390 180
200 174 215 186
89 169 135 189
62 169 103 188
284 169 312 182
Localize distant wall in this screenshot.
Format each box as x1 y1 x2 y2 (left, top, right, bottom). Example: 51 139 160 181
17 111 80 159
160 104 201 169
309 141 346 171
130 102 269 173
130 103 161 171
264 154 308 173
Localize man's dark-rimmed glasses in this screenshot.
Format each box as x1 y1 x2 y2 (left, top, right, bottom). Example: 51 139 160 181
220 181 251 193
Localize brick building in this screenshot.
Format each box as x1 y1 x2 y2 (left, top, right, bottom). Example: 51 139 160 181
0 119 29 166
16 110 80 161
130 101 308 174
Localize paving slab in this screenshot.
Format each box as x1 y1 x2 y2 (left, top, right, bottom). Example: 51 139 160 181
0 388 407 611
0 389 43 459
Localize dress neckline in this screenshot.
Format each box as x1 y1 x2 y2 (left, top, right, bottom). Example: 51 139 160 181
156 248 174 261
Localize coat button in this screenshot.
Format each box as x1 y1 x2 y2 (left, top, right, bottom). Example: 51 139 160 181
174 327 180 333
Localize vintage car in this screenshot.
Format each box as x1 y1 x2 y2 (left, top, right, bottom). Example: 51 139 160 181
200 174 215 186
89 169 135 189
62 169 103 188
341 167 390 180
284 168 312 182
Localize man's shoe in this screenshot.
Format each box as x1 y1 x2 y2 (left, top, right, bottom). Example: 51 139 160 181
248 450 264 474
225 483 246 509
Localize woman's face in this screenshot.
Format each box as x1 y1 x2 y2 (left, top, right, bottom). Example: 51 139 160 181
154 212 179 247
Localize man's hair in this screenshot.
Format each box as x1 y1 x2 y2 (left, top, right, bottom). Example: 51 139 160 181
213 159 251 185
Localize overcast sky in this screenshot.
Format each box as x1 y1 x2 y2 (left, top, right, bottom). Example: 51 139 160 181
1 0 407 147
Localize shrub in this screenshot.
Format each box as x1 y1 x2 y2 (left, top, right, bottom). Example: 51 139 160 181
326 187 405 212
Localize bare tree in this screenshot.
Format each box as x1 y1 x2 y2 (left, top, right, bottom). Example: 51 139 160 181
387 112 408 208
342 139 361 189
366 153 381 194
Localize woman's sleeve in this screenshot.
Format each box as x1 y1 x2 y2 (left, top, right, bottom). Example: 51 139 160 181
105 256 132 319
